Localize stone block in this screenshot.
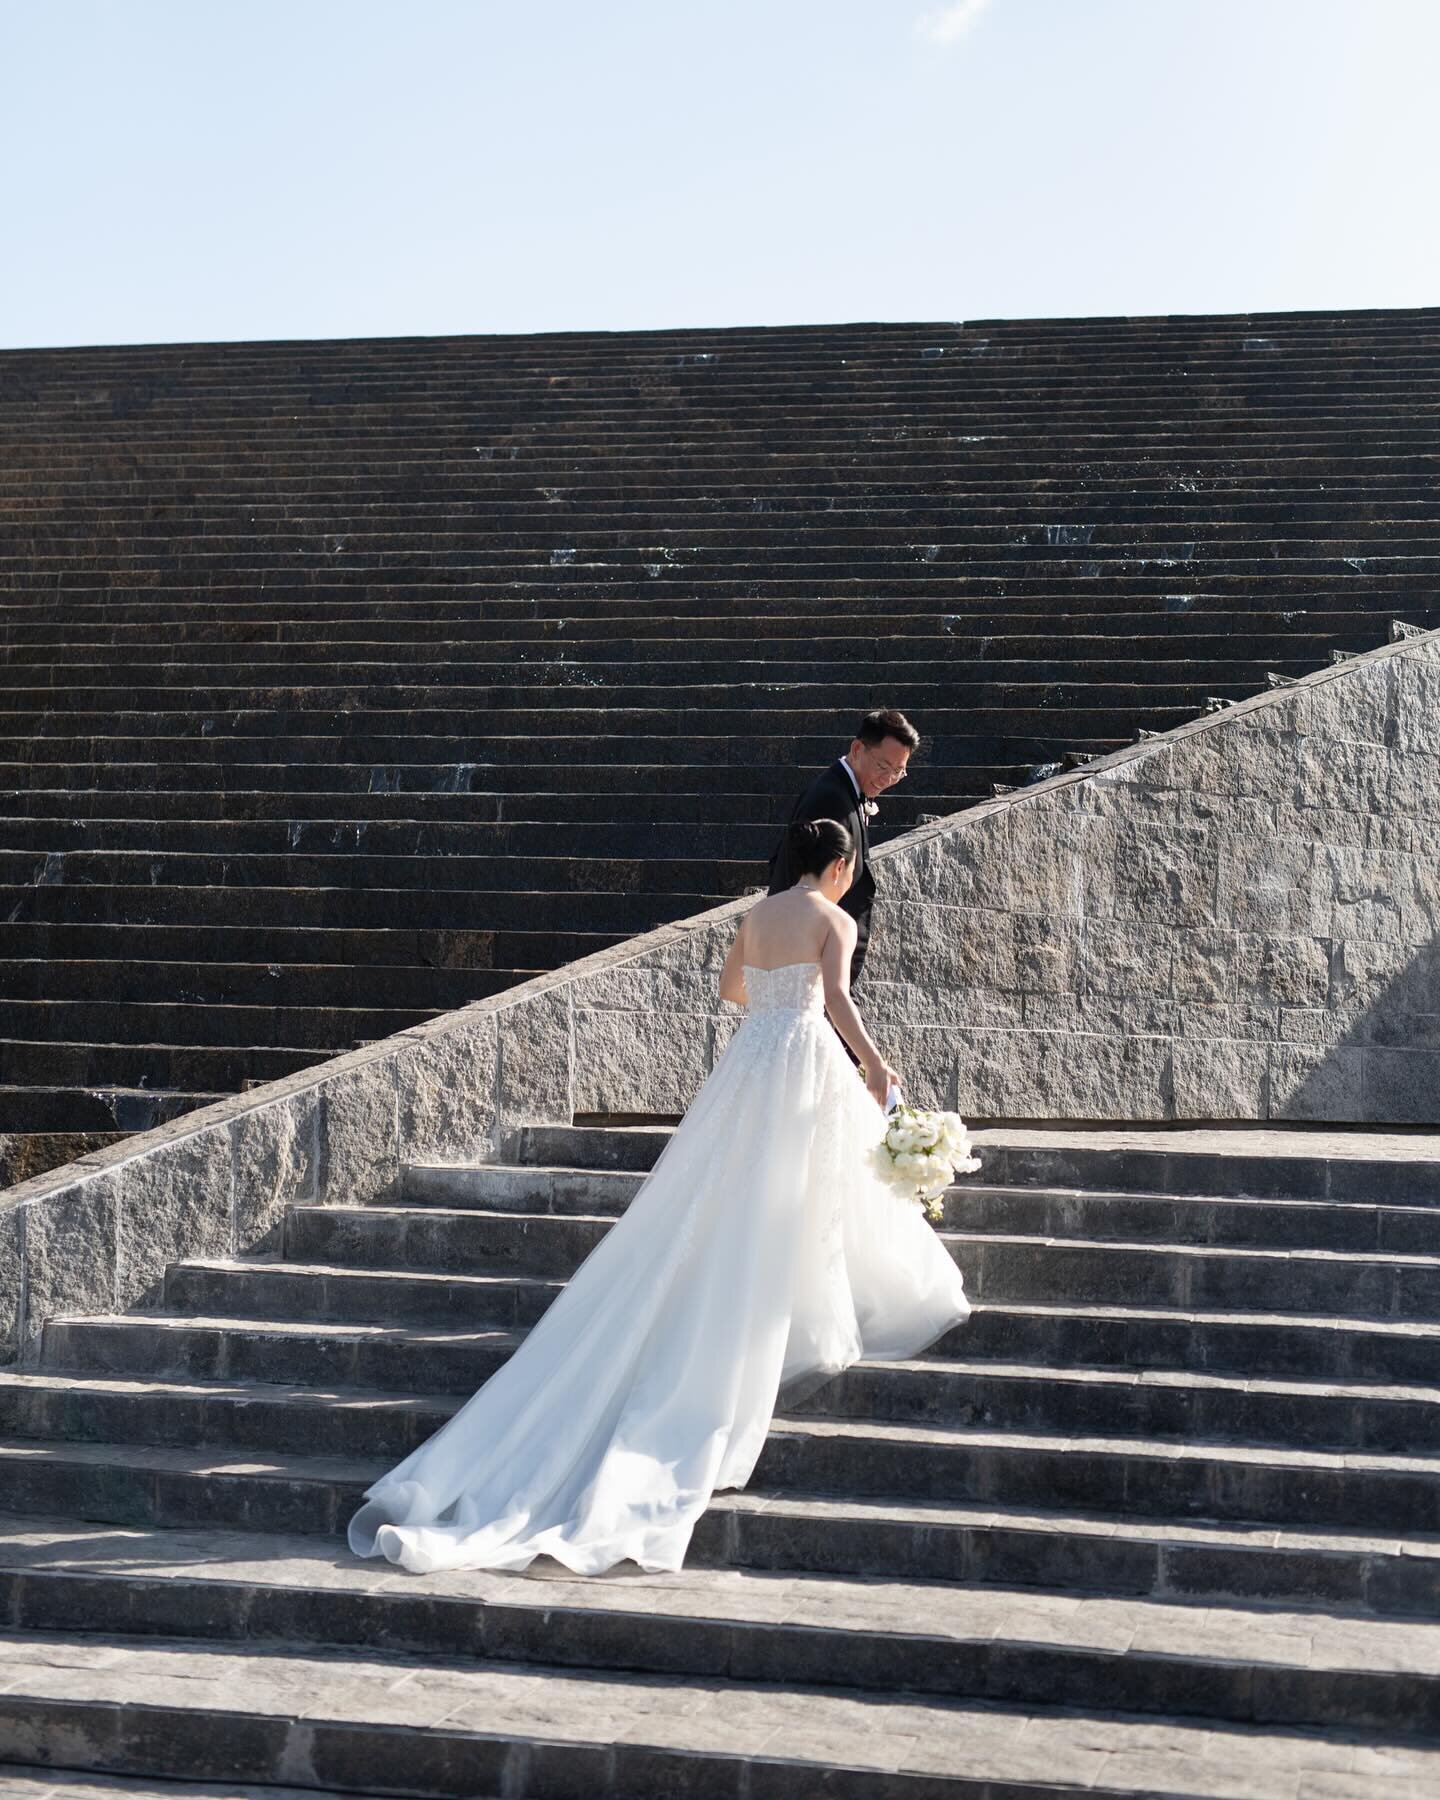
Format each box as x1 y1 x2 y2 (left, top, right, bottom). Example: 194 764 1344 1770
1172 1038 1270 1120
1268 1044 1365 1122
861 980 1022 1029
1176 1002 1277 1043
1022 992 1179 1037
397 1011 499 1165
1361 1047 1440 1124
1386 749 1440 816
230 1093 319 1252
887 901 1016 991
1216 832 1319 935
574 1006 710 1115
113 1128 233 1308
0 1207 21 1364
955 1027 1170 1120
1078 921 1175 998
1317 845 1412 944
1012 915 1080 994
1111 820 1218 927
1296 738 1390 814
318 1055 401 1204
1141 729 1235 797
1297 657 1396 747
1391 652 1440 753
1229 726 1299 801
496 988 572 1133
1169 929 1238 1003
1234 934 1331 1008
1001 803 1115 918
21 1177 117 1346
889 813 1003 910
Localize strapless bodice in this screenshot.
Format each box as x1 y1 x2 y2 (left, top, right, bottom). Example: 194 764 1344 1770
744 963 825 1016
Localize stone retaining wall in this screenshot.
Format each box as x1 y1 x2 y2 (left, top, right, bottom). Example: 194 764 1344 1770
3 627 1437 1364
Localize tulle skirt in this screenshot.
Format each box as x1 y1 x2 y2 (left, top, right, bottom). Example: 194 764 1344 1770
347 992 970 1575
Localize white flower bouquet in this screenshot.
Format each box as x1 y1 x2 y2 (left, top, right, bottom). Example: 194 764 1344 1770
872 1101 981 1223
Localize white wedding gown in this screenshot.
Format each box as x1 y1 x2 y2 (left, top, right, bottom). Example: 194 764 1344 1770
346 962 971 1576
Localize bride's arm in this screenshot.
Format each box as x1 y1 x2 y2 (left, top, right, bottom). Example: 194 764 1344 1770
820 918 898 1103
718 916 749 1006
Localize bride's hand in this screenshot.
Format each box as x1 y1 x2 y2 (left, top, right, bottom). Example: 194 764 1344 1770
865 1061 897 1107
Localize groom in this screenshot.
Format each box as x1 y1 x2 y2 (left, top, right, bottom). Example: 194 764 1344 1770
767 707 919 986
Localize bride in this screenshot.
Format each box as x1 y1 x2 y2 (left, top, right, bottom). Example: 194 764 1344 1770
347 817 971 1576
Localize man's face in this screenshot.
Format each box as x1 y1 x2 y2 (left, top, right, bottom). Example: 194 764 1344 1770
849 735 912 799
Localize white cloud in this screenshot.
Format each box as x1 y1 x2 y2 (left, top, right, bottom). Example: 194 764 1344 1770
914 0 993 48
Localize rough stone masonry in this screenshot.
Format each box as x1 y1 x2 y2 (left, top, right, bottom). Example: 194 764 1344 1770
2 625 1437 1365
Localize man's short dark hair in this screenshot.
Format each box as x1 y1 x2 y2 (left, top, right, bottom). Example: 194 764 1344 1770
855 708 920 752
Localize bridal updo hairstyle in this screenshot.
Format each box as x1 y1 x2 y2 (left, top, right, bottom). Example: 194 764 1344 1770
787 817 854 877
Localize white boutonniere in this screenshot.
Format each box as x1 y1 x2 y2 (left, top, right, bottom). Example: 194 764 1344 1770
862 799 879 818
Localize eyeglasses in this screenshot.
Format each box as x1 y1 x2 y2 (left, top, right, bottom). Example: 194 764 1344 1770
869 755 908 783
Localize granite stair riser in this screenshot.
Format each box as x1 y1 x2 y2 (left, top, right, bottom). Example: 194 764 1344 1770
0 706 1198 742
0 1041 324 1089
0 790 948 831
2 1574 1435 1741
0 818 848 861
3 1419 1439 1567
0 962 531 1012
5 1522 1438 1628
0 885 714 934
506 1126 1440 1205
0 1087 223 1133
12 518 1440 552
1 922 621 971
12 1352 1440 1460
0 677 1293 720
0 1687 995 1800
0 1001 437 1052
0 604 1421 648
401 1165 1440 1243
279 1204 1440 1319
0 729 1119 763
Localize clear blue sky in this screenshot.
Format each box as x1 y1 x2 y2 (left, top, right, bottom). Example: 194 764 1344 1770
2 0 1436 349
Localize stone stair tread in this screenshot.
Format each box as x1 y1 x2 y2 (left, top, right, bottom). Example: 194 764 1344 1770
9 1489 1440 1569
25 1339 1440 1410
5 1518 1440 1681
8 1526 1440 1692
995 1299 1440 1338
0 1768 368 1800
953 1230 1440 1270
7 1633 1438 1800
7 1403 1440 1480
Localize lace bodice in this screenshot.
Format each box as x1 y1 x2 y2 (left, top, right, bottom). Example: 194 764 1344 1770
744 963 825 1016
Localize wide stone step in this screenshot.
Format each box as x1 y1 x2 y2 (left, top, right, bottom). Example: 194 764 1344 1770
0 602 1414 649
155 1254 1440 1387
402 1161 1440 1246
0 920 621 973
13 1383 1436 1533
278 1199 1440 1319
0 960 533 1012
5 1523 1440 1752
8 1621 1438 1800
0 817 798 862
509 1124 1440 1205
0 1082 224 1133
0 999 433 1052
0 1036 324 1090
4 883 717 933
18 1325 1440 1459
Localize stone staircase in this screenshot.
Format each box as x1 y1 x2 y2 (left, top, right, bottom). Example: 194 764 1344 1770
5 309 1440 1158
0 1121 1438 1794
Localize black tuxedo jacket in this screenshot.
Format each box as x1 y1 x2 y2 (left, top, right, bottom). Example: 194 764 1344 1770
767 760 877 979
